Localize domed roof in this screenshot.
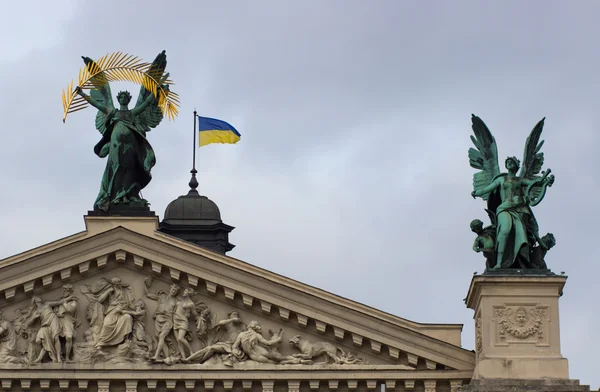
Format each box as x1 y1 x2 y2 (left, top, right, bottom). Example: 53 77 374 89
159 171 235 254
163 189 222 225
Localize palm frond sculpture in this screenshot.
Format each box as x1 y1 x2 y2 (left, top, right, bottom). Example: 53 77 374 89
62 51 180 122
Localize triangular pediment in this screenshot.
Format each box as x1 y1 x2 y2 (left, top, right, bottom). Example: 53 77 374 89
0 216 475 378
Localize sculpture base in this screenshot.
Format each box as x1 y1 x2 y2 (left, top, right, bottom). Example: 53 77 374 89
460 379 589 392
482 268 555 276
466 274 569 380
87 204 155 217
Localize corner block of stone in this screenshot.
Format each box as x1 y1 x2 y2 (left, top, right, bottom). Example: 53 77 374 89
133 255 144 268
97 380 110 392
242 293 254 307
115 250 127 262
388 347 400 359
96 255 108 268
78 260 91 274
296 313 308 327
24 281 35 293
151 261 162 275
279 308 290 319
4 287 15 299
187 275 199 287
288 380 301 392
60 267 71 280
407 353 418 366
370 340 381 353
206 281 217 294
424 380 437 392
169 268 180 281
316 320 327 333
59 379 69 390
224 287 235 300
261 380 275 392
125 380 138 392
261 300 272 313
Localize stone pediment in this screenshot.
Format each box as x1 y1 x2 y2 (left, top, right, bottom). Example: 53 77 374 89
0 216 474 390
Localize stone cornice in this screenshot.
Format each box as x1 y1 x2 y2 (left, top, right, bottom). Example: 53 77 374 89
0 225 475 371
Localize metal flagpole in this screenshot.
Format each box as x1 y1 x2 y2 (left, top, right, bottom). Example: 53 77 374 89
190 110 199 192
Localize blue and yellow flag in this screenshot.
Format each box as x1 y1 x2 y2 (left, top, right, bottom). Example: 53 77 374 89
197 116 241 147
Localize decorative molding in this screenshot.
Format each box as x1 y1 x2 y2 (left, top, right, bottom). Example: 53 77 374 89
0 233 474 372
475 312 482 354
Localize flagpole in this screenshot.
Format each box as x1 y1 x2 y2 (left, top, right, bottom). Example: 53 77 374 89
190 110 199 192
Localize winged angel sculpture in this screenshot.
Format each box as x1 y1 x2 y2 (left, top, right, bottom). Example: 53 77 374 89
62 51 179 211
469 115 555 271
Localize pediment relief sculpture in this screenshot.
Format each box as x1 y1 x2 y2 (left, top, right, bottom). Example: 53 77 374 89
0 273 374 367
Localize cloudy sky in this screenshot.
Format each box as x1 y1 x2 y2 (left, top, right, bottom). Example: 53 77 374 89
1 0 598 386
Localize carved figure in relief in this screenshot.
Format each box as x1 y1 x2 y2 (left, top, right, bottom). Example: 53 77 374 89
231 321 310 365
55 284 78 361
186 310 245 364
0 310 26 364
80 277 134 349
173 288 199 360
288 335 363 364
27 296 64 363
121 299 149 348
144 277 179 361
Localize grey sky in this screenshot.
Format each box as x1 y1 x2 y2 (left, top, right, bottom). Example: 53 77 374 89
0 0 598 387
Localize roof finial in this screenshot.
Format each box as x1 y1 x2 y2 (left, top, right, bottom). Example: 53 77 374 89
189 109 199 194
188 168 199 195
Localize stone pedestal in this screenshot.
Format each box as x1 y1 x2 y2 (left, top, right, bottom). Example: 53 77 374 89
466 273 569 380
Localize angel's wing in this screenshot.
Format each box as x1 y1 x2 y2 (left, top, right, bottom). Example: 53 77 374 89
519 118 548 206
81 56 115 135
469 115 501 200
520 118 545 179
133 50 166 133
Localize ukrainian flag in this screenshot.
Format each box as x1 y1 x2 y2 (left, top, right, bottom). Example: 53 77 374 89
197 116 241 147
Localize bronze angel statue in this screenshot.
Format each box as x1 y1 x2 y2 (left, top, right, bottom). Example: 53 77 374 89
73 51 171 212
469 115 555 271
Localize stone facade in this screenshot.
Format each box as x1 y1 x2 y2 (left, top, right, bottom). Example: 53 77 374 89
0 215 474 391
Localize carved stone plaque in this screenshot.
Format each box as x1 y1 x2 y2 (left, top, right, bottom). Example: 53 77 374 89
493 304 549 347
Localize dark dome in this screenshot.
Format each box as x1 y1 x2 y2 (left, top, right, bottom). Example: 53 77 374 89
162 190 222 225
159 171 235 254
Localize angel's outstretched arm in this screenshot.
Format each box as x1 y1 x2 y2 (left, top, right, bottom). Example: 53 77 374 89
76 87 109 114
132 89 159 116
473 178 501 198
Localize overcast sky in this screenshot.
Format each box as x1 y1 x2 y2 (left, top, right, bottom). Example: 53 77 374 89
0 0 598 387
